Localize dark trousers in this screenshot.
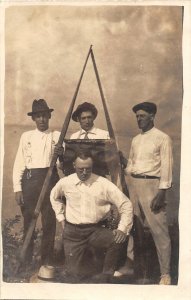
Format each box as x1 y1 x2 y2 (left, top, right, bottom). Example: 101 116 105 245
63 221 128 278
21 168 59 265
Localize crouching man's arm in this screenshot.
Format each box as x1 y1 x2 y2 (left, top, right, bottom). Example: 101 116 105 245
50 179 66 229
105 180 133 243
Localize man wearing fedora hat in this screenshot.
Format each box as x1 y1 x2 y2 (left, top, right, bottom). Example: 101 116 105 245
70 102 110 139
125 101 173 285
13 99 64 268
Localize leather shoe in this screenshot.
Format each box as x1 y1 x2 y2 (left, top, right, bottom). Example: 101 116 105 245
159 274 171 285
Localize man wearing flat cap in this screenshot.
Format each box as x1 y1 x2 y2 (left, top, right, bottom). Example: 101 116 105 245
125 101 173 285
70 102 110 139
13 99 63 268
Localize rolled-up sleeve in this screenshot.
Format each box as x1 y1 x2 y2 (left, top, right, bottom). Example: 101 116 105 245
106 182 133 235
13 134 26 192
159 136 173 189
50 179 66 222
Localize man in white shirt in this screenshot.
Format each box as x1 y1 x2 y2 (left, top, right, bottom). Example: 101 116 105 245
61 101 111 177
70 102 110 139
13 99 63 267
125 101 173 285
50 151 133 283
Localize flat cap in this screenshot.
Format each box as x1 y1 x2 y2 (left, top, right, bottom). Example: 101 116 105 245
72 102 98 122
132 101 157 114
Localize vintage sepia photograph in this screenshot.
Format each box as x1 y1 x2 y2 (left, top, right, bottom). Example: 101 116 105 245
0 1 191 299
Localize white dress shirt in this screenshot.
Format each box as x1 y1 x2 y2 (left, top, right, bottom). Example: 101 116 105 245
50 173 133 235
13 129 60 192
70 126 110 139
126 127 173 189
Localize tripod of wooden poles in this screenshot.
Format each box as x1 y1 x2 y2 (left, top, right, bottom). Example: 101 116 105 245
15 45 129 272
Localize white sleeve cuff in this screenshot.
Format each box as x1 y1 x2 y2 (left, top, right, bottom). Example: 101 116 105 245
159 181 172 189
13 185 22 193
56 214 65 222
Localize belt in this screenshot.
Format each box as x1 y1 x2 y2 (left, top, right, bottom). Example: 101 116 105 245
131 174 160 179
65 220 107 229
24 167 58 179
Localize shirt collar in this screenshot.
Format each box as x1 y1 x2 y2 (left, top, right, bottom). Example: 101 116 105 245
141 126 155 135
35 128 50 135
74 173 98 186
80 126 97 136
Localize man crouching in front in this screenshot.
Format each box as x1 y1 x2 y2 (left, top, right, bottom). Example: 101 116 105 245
50 150 133 283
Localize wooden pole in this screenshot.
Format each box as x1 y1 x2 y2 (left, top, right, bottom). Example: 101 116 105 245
15 45 92 271
90 49 115 139
90 48 129 196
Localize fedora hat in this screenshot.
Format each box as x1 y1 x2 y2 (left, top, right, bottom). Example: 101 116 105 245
27 99 54 116
29 265 55 283
132 101 157 115
72 102 98 122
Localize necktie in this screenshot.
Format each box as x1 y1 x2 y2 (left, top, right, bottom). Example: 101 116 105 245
83 132 89 139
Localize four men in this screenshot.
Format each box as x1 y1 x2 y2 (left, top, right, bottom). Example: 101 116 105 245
12 99 174 285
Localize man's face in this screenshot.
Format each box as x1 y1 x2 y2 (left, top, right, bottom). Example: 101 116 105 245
74 157 93 181
78 111 94 131
33 112 50 132
136 109 154 132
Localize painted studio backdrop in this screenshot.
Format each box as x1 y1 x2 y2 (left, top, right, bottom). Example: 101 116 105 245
2 5 182 282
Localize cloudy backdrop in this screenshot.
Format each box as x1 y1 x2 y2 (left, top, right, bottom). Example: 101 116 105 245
3 5 182 223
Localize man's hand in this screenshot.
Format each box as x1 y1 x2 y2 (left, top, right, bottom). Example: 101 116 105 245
54 143 64 157
119 151 127 169
113 229 127 243
15 191 24 206
150 190 166 213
